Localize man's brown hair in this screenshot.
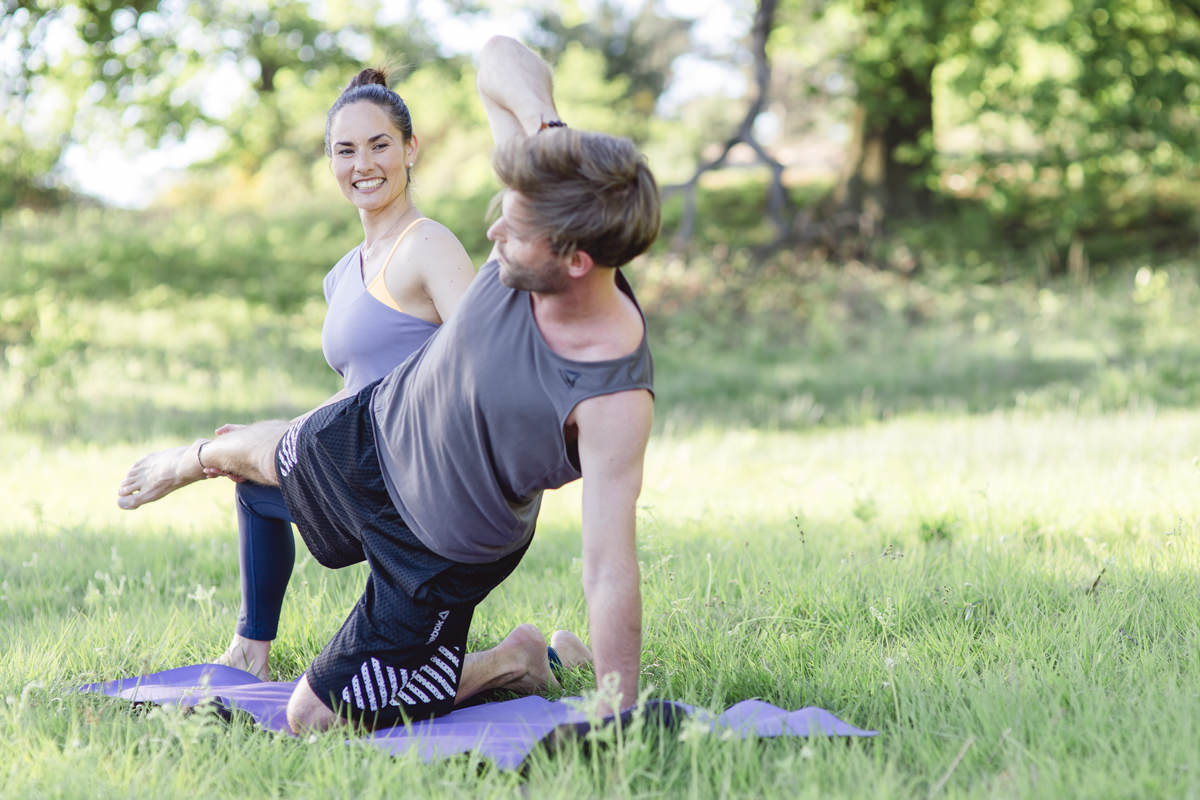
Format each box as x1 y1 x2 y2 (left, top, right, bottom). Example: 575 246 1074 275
492 128 660 268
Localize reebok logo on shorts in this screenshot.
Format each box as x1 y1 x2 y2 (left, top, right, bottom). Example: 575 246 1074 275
426 609 450 644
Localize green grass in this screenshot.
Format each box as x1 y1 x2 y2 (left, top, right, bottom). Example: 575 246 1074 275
2 223 1200 795
4 413 1199 797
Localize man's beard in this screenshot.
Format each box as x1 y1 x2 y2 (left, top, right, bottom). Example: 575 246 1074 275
498 248 569 294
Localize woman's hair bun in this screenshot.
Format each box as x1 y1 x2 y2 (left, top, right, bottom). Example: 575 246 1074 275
347 67 388 91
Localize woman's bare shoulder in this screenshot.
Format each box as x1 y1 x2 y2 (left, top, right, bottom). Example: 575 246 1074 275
413 217 463 243
402 217 473 266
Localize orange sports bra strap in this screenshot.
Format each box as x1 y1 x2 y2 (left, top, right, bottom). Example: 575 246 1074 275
366 217 428 312
369 217 428 291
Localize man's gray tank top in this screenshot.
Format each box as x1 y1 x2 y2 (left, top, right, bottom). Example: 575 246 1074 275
370 259 653 564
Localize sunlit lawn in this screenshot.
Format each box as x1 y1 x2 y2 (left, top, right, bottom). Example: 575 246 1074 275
2 256 1200 797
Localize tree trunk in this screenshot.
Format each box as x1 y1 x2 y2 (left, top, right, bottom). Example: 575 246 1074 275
662 0 792 248
831 52 936 228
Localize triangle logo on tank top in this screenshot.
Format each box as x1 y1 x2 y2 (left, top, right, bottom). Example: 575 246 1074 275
559 369 581 388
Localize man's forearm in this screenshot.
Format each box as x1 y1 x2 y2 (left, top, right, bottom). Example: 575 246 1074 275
585 567 642 713
477 35 559 136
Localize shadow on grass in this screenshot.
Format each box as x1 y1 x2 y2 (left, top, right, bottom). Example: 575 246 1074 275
653 341 1103 430
7 257 1200 444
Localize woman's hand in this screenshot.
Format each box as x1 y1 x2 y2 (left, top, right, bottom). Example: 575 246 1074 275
202 423 248 481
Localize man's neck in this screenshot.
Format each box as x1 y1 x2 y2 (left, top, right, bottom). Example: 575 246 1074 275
531 266 617 323
529 268 643 362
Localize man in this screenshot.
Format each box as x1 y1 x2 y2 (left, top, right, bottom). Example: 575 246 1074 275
117 35 659 732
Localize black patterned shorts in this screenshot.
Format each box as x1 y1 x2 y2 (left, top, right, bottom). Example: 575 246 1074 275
276 381 529 727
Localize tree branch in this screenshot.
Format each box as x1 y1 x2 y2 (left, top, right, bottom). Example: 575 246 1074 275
663 0 792 249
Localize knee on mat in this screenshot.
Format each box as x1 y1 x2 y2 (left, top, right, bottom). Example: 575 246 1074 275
287 677 338 734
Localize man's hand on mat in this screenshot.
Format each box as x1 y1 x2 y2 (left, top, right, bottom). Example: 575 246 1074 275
549 630 592 672
116 440 208 510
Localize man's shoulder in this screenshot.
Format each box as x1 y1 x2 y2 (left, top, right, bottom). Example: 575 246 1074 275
573 387 653 429
573 389 653 471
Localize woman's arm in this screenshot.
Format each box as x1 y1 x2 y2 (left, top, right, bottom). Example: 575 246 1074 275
384 220 475 325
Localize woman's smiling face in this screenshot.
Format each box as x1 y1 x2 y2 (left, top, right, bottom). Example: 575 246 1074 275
328 101 417 212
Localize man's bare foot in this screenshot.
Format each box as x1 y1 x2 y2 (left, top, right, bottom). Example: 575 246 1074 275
454 623 557 704
549 629 592 670
498 623 557 694
215 634 272 681
116 440 208 510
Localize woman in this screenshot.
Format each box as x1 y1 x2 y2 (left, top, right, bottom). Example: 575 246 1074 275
214 68 474 679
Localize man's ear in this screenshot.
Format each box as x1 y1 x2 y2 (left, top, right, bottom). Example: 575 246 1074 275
566 248 595 278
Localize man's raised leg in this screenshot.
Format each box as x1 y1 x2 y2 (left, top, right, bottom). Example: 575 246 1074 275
117 419 291 510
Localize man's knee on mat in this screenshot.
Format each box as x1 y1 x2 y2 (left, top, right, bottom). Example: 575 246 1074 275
287 673 340 734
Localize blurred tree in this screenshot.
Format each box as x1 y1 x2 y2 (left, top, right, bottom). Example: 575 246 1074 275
825 0 1200 241
524 0 694 142
657 0 945 244
669 0 1199 255
826 0 956 224
1 1 83 209
950 0 1200 249
0 122 69 211
0 0 443 207
664 0 793 246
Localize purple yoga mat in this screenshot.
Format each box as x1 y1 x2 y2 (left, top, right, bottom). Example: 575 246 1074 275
78 664 876 769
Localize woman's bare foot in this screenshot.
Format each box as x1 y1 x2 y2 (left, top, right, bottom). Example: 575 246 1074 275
549 629 592 670
117 439 208 510
215 634 272 681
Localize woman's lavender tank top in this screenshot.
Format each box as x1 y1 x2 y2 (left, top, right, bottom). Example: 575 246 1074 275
321 246 439 394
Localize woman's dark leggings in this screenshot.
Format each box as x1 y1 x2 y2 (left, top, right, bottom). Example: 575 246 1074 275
234 482 296 641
